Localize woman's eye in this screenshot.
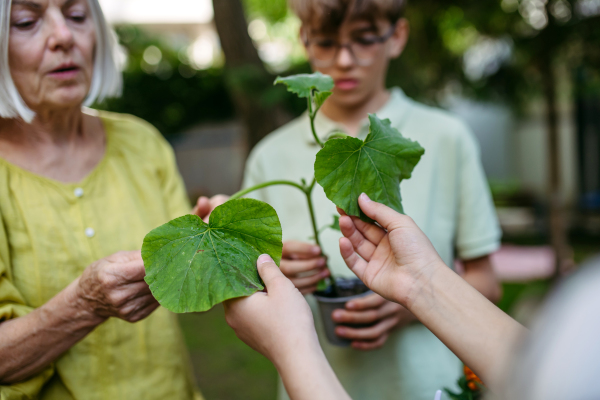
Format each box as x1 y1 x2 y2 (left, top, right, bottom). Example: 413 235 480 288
13 19 36 29
69 13 87 23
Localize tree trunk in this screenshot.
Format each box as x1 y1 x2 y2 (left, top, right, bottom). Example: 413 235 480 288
212 0 291 151
540 59 572 278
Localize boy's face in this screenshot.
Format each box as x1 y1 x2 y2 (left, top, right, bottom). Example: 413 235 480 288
303 17 409 109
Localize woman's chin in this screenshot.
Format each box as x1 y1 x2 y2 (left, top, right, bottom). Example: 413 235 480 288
39 92 89 111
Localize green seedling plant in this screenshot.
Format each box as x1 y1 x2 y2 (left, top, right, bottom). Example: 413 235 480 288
142 72 425 313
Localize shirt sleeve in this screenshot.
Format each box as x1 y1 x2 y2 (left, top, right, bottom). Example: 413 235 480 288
454 126 502 260
0 212 55 399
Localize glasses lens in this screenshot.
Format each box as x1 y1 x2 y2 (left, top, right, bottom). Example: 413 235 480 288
350 37 381 64
308 38 338 64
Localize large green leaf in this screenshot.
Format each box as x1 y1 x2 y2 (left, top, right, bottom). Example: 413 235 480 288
315 114 425 219
274 72 334 99
142 199 283 313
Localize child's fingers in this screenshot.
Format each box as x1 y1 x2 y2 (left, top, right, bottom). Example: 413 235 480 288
282 241 322 260
256 255 288 289
345 293 386 310
358 193 408 231
339 216 377 260
339 238 368 280
350 216 386 244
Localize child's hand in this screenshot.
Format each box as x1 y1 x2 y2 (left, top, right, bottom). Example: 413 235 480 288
338 193 444 307
224 254 319 366
332 293 416 350
280 241 330 294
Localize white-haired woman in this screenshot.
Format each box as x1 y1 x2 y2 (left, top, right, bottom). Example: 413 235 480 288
0 0 217 398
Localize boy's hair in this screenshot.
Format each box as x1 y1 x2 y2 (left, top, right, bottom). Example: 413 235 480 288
289 0 407 33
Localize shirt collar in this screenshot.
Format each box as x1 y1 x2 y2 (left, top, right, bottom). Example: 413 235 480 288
305 87 412 146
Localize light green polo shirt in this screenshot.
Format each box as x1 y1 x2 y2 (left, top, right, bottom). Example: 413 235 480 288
242 88 501 400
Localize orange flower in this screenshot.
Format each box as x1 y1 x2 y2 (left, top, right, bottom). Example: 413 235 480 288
464 365 483 391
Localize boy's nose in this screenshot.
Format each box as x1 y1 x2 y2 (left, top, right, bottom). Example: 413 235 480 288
335 46 355 69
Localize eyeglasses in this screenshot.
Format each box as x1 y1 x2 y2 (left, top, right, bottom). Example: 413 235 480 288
304 24 397 68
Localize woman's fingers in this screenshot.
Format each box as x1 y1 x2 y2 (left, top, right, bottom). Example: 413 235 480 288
335 315 400 340
282 241 322 260
339 237 369 279
119 294 157 319
280 257 326 276
357 193 409 231
126 298 160 323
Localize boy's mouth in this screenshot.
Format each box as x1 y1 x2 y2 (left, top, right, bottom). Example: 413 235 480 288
335 79 359 91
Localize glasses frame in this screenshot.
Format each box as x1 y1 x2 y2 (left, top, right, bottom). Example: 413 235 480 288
303 23 398 68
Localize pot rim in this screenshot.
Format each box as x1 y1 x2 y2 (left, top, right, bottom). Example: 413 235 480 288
313 289 373 304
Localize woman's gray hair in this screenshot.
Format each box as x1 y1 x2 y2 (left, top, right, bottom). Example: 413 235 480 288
0 0 122 123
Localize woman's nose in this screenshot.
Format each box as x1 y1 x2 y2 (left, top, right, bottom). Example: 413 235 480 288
47 13 75 51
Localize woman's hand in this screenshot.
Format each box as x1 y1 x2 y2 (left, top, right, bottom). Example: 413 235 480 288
338 193 444 307
224 254 317 364
332 293 416 350
224 255 351 400
76 251 158 323
193 195 229 222
280 241 330 295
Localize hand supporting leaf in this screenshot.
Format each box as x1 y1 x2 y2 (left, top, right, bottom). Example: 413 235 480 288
142 199 283 313
315 114 425 220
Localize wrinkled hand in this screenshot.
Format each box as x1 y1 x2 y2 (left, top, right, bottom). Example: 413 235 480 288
338 193 443 307
224 255 318 365
280 241 330 295
332 293 416 350
76 251 159 323
193 195 229 222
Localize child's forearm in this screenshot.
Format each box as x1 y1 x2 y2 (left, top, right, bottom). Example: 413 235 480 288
276 339 351 400
404 262 527 392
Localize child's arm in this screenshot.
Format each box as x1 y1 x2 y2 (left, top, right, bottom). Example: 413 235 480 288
224 255 351 400
338 194 527 392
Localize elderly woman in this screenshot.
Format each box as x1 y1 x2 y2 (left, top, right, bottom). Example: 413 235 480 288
0 0 218 398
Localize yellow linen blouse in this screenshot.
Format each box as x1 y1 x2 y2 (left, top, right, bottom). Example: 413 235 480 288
0 110 203 400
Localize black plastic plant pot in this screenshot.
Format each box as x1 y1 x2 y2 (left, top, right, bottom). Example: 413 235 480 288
313 278 374 347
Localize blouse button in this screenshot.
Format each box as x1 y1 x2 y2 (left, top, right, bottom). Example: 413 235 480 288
85 228 95 238
74 188 84 198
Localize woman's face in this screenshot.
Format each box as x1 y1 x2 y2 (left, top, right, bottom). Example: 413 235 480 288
8 0 96 112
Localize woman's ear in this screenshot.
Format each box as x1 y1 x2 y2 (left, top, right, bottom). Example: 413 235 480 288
388 19 410 59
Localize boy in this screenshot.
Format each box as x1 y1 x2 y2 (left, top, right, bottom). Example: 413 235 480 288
242 0 502 398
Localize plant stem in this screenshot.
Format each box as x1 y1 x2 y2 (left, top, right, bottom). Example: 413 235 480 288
304 178 339 294
304 178 321 248
229 180 305 200
308 96 324 148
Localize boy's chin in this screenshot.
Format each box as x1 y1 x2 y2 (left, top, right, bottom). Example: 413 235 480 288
332 90 371 108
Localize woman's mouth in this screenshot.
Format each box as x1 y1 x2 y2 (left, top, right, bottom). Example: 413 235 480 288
335 79 359 91
48 65 81 80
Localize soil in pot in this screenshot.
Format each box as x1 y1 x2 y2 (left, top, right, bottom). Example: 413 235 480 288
314 278 375 347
